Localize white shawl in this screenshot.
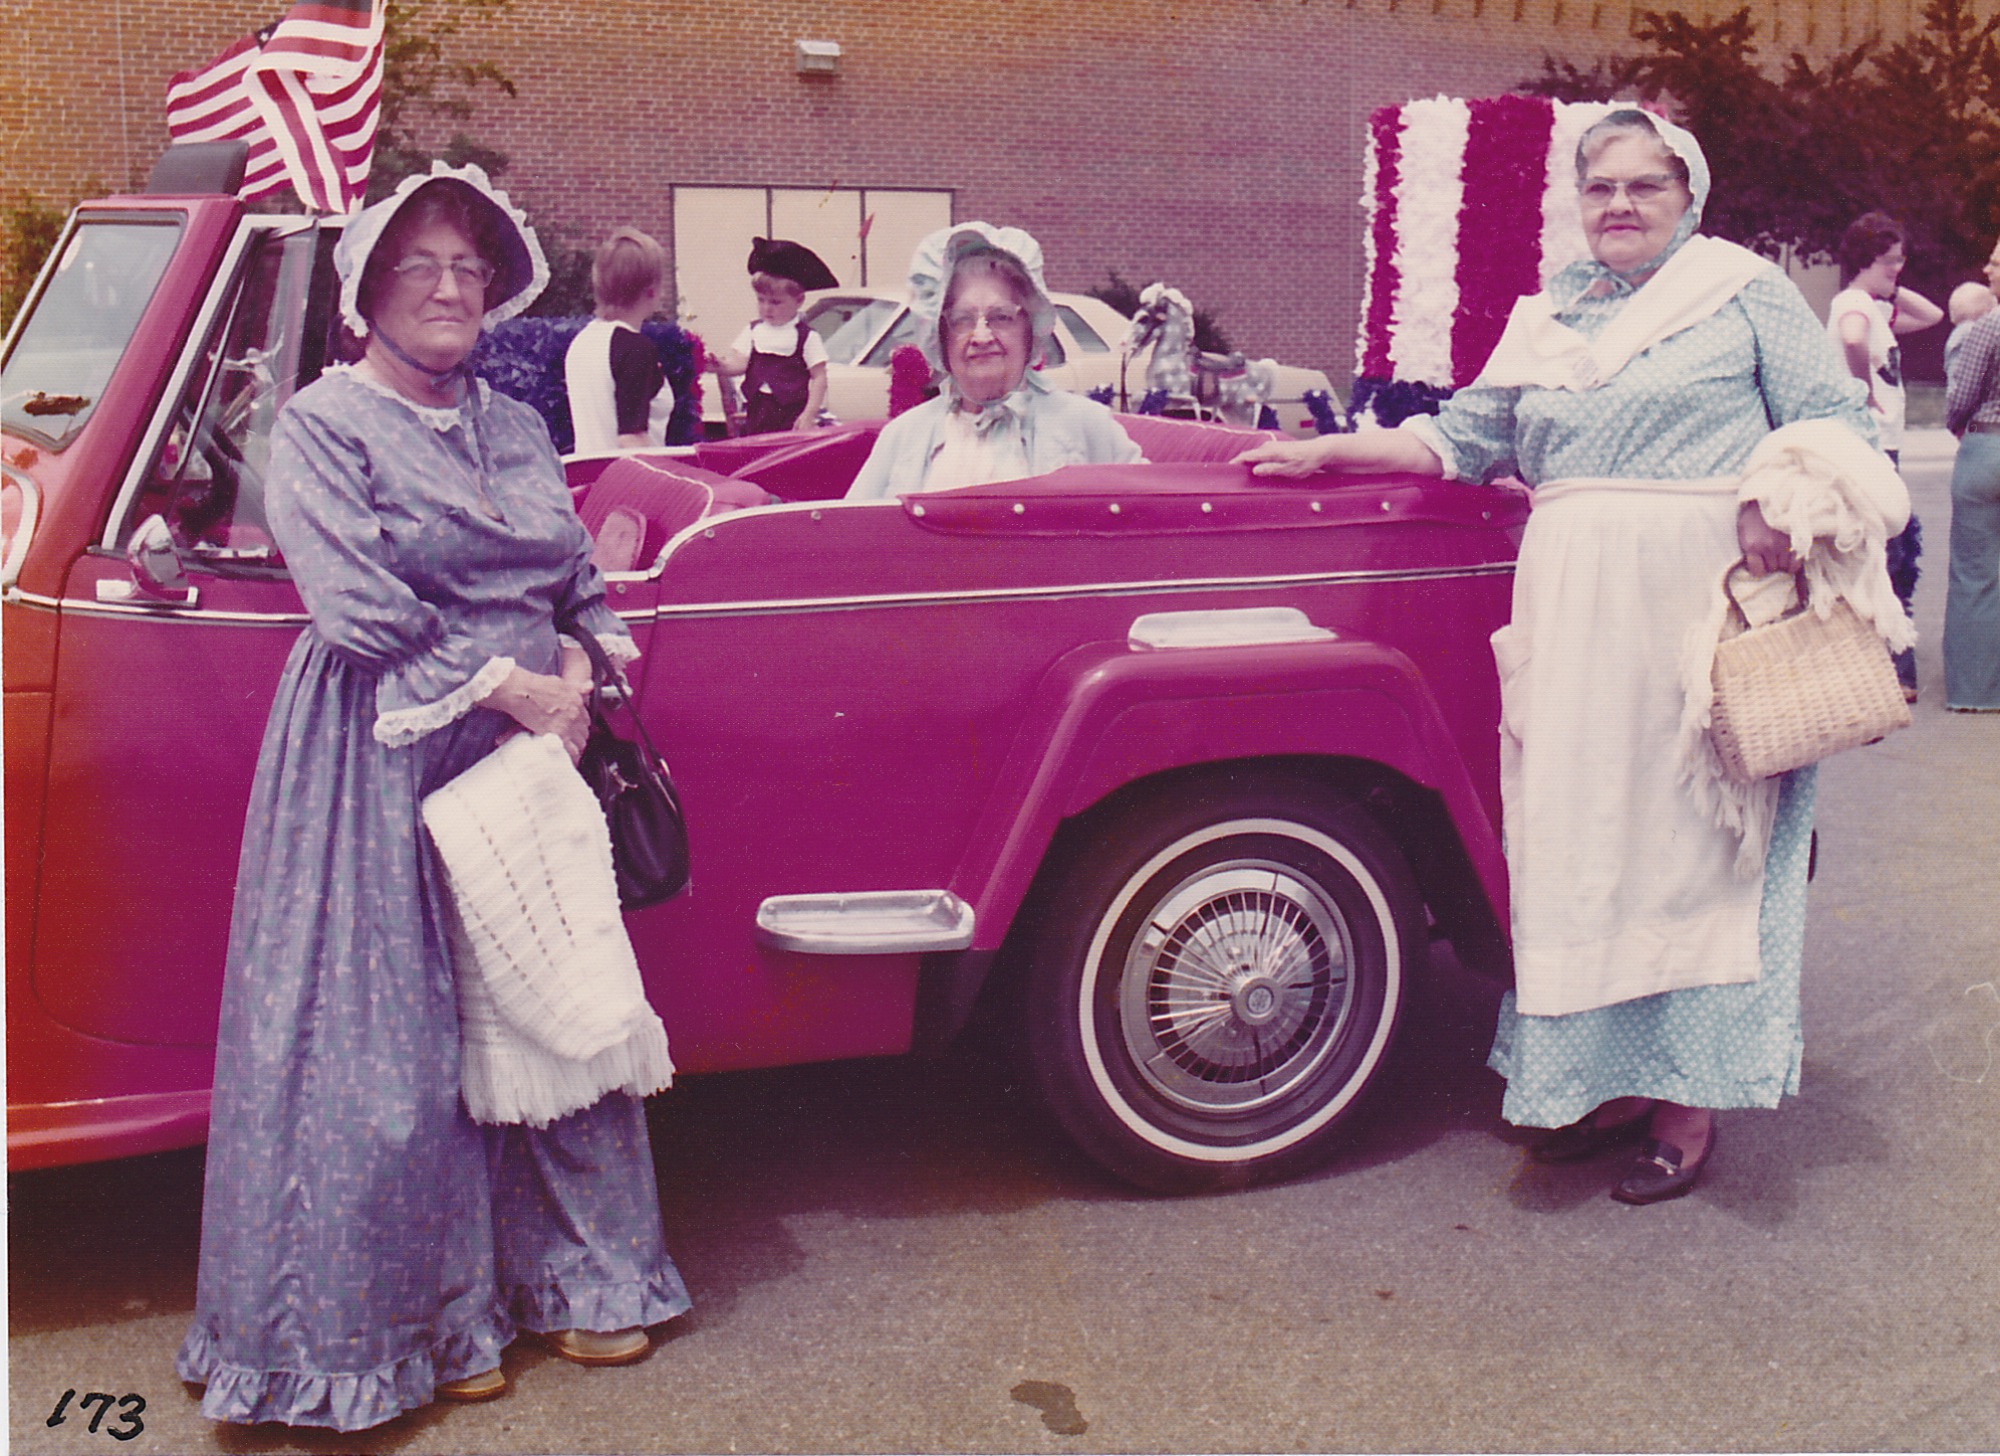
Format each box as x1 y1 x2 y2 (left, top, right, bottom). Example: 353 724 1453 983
422 731 674 1126
1477 235 1771 392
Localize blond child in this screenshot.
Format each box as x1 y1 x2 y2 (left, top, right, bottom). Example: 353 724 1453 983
565 227 673 453
710 238 837 433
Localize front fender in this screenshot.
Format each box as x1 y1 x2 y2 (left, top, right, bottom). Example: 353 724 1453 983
950 634 1507 953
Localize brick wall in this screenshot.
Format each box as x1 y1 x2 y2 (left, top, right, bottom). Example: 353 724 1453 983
1 0 1931 380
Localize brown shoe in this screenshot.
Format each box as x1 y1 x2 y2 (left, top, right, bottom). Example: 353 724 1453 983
436 1367 507 1402
541 1328 650 1366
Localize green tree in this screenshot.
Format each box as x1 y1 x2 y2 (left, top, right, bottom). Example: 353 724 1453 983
1524 0 2000 274
369 0 519 199
1523 8 1811 256
1 197 69 334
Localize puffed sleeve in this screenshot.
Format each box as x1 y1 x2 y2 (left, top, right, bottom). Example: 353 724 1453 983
266 398 517 746
1079 400 1144 465
846 404 938 500
496 391 639 668
1740 271 1876 440
1401 384 1523 484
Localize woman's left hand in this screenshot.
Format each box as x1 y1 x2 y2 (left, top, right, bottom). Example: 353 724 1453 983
1737 499 1797 576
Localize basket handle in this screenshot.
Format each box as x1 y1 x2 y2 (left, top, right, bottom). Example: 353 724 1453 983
1721 556 1807 631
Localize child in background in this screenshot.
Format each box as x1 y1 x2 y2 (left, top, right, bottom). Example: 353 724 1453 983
566 227 674 453
711 238 838 433
1946 281 1997 384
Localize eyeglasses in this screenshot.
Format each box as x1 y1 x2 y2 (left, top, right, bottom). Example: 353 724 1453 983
944 304 1027 334
1578 174 1681 207
391 254 497 290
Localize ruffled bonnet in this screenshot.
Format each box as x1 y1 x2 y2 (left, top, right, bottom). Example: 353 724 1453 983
905 221 1058 371
334 162 550 336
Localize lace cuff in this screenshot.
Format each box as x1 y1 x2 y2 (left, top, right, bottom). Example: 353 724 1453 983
598 633 640 665
374 655 515 747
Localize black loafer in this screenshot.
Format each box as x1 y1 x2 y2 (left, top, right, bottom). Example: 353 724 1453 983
1612 1131 1715 1205
1532 1107 1651 1164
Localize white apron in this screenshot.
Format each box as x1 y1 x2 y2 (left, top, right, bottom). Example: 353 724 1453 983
1495 475 1767 1016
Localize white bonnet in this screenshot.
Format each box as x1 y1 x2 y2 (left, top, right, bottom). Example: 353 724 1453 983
334 162 550 336
905 221 1057 371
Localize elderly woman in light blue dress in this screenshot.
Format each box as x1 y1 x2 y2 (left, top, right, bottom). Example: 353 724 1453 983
176 165 688 1431
1240 110 1884 1204
846 221 1140 498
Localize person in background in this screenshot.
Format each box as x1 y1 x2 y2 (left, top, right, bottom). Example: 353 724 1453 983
176 167 689 1432
710 238 837 434
846 222 1141 498
1946 281 1996 382
1940 235 2000 712
1827 211 1943 701
565 226 674 453
1236 109 1887 1205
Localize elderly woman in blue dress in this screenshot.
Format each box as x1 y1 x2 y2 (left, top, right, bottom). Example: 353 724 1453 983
1240 110 1894 1203
175 165 688 1431
846 222 1140 498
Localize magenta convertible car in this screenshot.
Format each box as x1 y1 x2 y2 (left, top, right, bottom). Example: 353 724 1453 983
4 162 1523 1192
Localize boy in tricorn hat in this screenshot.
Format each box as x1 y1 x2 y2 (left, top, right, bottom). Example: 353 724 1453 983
711 237 838 433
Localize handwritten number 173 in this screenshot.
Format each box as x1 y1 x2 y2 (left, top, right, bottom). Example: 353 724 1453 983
46 1389 147 1441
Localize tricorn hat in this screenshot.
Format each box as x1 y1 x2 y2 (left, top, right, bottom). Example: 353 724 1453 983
748 237 839 292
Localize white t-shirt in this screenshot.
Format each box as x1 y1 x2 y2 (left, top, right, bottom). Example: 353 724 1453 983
728 318 829 369
1826 287 1903 452
565 319 674 454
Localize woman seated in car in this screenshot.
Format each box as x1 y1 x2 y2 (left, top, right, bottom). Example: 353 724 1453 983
845 222 1141 498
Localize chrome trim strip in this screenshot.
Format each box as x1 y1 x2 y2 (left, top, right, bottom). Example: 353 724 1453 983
755 889 975 955
45 596 309 626
628 560 1515 622
4 587 63 611
32 561 1505 629
1129 606 1335 650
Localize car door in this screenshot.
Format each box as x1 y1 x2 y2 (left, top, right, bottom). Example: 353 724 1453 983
34 218 336 1047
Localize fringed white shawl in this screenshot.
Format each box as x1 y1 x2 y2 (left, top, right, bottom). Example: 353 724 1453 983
422 731 674 1126
1676 419 1914 874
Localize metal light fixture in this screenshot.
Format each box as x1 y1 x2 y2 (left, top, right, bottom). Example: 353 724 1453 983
794 39 841 75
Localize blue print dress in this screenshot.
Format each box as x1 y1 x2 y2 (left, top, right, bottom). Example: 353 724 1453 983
1404 265 1875 1128
175 369 689 1431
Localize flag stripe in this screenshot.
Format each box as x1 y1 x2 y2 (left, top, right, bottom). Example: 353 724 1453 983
163 0 383 213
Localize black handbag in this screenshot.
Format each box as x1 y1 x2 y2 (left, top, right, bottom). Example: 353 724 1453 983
561 626 690 909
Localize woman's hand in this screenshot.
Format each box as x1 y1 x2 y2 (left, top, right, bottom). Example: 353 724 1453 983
1736 499 1797 577
1234 428 1447 481
482 667 590 763
1234 435 1344 478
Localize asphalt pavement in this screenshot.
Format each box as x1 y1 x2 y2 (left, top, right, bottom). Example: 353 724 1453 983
8 430 1998 1454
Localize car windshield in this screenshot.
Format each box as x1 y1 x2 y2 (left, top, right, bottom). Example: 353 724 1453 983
3 218 184 451
1055 305 1113 353
813 298 905 365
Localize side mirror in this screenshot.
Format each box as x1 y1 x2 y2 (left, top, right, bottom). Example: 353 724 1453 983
96 515 199 608
128 515 191 598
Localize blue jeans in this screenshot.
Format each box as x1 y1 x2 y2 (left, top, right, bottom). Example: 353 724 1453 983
1944 431 2000 709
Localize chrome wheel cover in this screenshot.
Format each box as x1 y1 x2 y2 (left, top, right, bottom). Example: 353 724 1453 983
1117 859 1353 1116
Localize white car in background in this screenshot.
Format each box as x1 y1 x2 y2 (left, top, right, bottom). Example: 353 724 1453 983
707 289 1337 438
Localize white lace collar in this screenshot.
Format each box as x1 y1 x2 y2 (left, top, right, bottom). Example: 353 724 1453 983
330 362 490 433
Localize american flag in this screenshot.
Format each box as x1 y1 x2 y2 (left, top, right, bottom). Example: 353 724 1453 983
164 0 386 214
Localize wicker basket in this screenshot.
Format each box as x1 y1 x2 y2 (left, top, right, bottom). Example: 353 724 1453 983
1707 566 1910 782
